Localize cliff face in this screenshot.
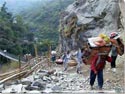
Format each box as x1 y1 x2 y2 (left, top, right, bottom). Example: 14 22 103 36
119 0 125 29
58 0 123 52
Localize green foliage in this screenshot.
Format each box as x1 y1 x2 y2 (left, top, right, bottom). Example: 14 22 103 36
0 3 33 58
38 39 53 52
0 61 19 73
20 0 74 49
26 32 34 41
0 0 74 63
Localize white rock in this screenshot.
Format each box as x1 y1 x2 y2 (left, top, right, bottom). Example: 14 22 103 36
2 84 23 93
28 90 41 93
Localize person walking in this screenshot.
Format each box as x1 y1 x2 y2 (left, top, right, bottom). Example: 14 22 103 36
90 54 112 90
110 45 118 72
110 32 120 72
62 51 71 71
76 48 84 74
51 54 56 63
51 51 56 63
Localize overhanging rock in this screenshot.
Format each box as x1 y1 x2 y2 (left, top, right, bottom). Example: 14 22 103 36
58 0 121 52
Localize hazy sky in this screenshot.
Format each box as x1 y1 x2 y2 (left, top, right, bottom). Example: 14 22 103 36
1 0 42 2
0 0 51 14
0 0 43 4
0 0 50 4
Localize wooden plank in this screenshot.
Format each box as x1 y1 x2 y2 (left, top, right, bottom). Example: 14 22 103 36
0 58 45 83
0 70 28 84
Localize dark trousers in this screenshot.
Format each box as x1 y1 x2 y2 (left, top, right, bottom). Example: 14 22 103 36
90 70 103 88
111 55 117 68
51 56 56 63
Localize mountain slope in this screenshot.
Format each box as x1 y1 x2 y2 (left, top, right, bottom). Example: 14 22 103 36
19 0 75 48
0 0 75 56
0 3 36 58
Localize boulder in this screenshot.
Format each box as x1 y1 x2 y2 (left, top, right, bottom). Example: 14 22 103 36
58 0 121 52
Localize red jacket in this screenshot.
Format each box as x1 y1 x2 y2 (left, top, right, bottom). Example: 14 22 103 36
91 55 112 73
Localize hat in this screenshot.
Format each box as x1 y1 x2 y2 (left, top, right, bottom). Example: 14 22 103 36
110 32 120 39
51 51 56 55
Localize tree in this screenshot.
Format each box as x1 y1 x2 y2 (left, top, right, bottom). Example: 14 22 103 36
1 2 7 12
0 2 32 63
39 39 54 56
26 32 34 41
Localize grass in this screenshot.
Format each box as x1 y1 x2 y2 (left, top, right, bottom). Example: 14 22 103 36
0 61 19 73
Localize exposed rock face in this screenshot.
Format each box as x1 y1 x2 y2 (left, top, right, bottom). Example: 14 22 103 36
119 0 125 29
59 0 122 52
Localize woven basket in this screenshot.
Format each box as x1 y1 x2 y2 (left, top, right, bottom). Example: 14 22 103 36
68 60 77 66
55 59 63 65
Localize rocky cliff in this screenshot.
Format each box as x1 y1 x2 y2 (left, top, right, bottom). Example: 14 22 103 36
58 0 124 52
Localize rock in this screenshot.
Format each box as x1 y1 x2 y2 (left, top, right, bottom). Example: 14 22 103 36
3 82 13 87
47 69 56 75
37 70 49 76
51 75 59 82
21 78 32 85
0 84 5 92
43 88 53 93
58 0 121 52
51 85 62 91
38 70 47 73
28 90 41 93
115 87 123 93
2 84 23 93
34 75 40 80
51 76 56 79
32 81 46 90
10 88 16 93
60 82 67 89
42 76 52 82
37 72 48 77
105 79 110 83
25 85 41 91
46 84 53 88
11 80 21 85
53 78 59 82
60 77 64 80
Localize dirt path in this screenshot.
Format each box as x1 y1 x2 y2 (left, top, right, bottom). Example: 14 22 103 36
42 31 125 93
